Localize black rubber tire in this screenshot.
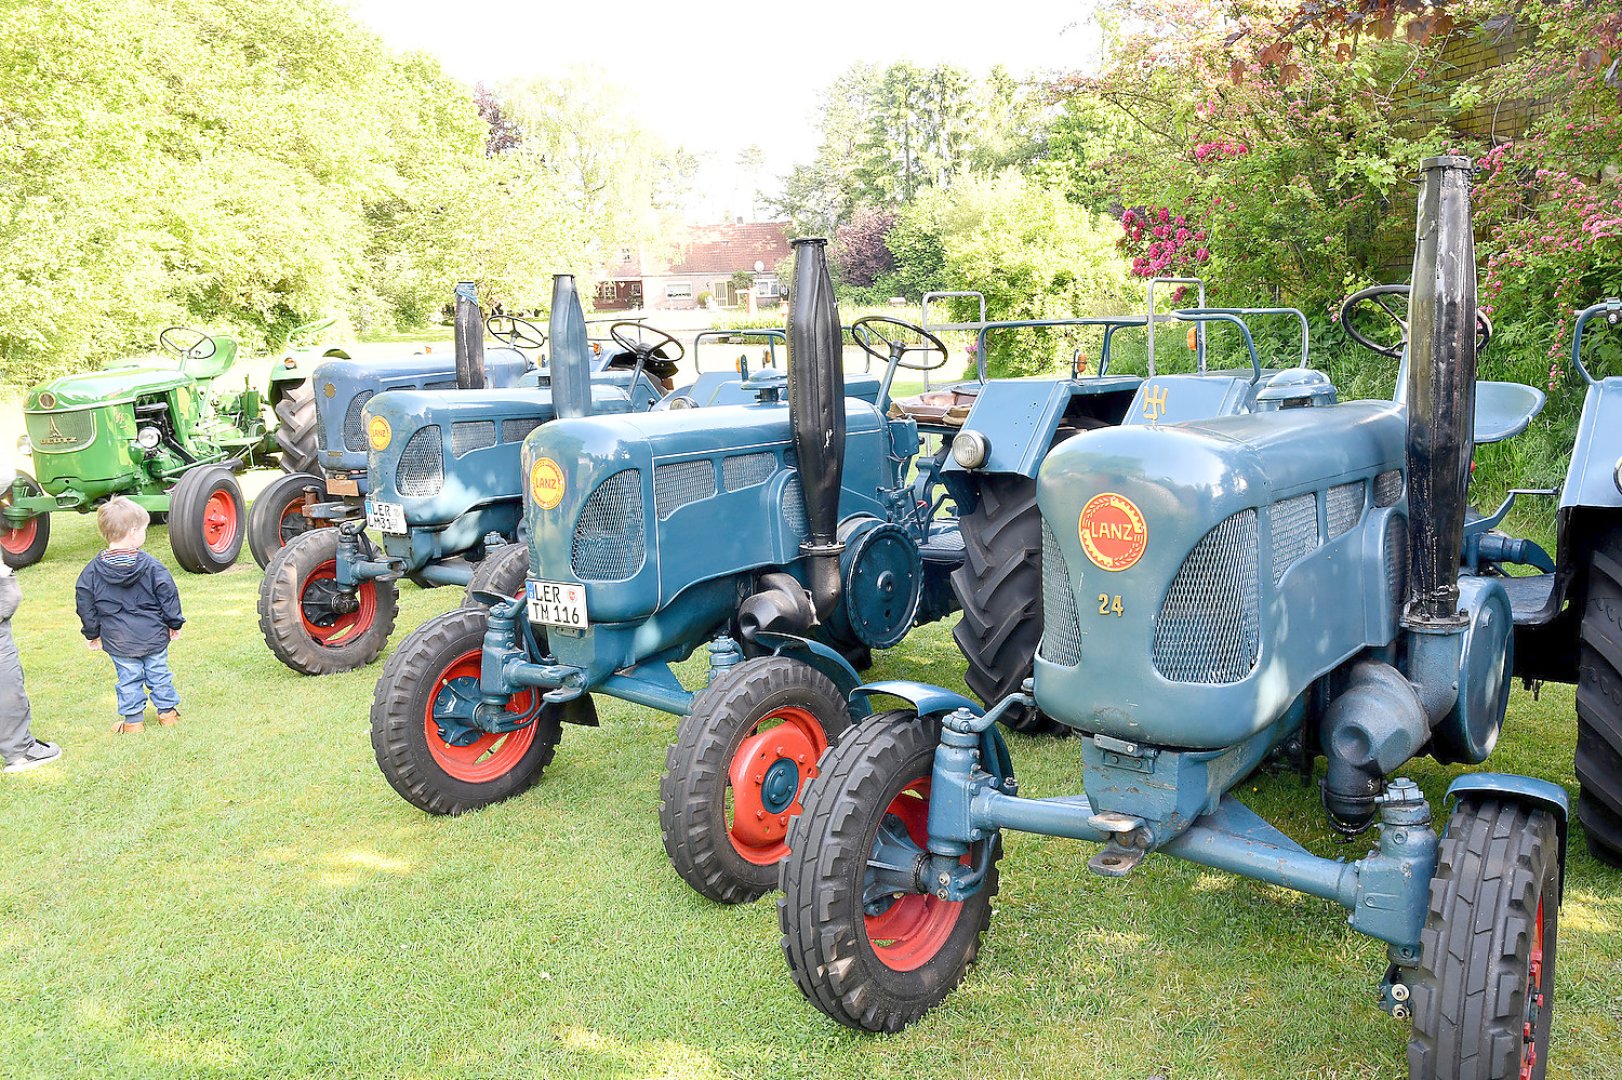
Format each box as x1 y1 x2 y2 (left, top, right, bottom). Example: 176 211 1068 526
247 472 329 570
659 657 851 904
1408 797 1560 1080
1575 524 1622 866
0 471 50 569
168 465 245 574
461 543 529 608
258 528 398 675
370 606 561 815
778 711 1002 1032
273 380 319 476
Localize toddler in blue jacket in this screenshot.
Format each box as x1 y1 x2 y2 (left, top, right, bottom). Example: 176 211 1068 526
75 498 185 734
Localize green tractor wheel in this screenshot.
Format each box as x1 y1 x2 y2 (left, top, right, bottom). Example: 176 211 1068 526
1 472 50 570
168 466 246 574
273 380 319 476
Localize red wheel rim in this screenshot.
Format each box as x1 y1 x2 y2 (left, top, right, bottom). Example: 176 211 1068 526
1520 895 1547 1080
202 489 239 554
725 704 828 866
298 560 379 646
424 648 540 783
1 516 36 555
277 498 310 545
863 776 963 973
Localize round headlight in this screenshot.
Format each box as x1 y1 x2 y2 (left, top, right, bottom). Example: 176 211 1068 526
16 435 31 454
1614 456 1621 497
37 392 56 410
951 430 991 470
667 395 695 410
135 426 162 451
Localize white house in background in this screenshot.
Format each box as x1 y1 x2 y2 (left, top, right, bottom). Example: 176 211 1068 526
594 222 792 312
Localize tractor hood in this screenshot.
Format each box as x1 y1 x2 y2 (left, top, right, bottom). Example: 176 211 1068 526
25 361 191 413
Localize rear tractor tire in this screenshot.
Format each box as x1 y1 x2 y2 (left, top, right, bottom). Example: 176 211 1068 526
168 465 245 574
1 471 50 569
658 657 851 904
258 528 397 675
778 711 1002 1032
1576 524 1622 867
462 542 529 607
273 380 319 476
247 471 330 570
370 607 561 815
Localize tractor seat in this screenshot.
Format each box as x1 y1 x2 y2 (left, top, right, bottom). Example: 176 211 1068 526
889 385 982 426
1473 381 1546 444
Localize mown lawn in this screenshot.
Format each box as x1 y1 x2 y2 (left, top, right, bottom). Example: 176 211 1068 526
2 489 1619 1080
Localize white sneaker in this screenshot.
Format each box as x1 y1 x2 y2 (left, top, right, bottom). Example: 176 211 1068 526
4 742 62 773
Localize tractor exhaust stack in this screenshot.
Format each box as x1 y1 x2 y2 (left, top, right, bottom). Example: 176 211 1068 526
454 281 486 390
1403 156 1478 629
786 238 846 621
549 274 592 420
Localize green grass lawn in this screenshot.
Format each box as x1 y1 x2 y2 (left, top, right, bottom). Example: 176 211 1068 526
2 501 1620 1079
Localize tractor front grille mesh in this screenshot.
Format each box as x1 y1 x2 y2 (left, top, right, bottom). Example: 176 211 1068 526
451 420 497 457
1326 481 1365 538
572 470 645 581
1039 520 1083 666
1270 494 1318 584
722 452 776 492
502 417 542 444
24 410 95 453
1374 470 1404 507
654 460 716 519
343 390 375 451
396 426 444 497
1385 514 1408 614
1153 509 1260 684
782 476 808 536
425 379 459 390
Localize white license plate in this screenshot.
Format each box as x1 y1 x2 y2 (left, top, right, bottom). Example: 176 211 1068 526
527 579 589 628
365 499 407 535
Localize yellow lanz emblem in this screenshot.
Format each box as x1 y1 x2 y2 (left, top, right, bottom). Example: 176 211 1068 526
367 415 392 451
530 457 566 510
1078 492 1148 572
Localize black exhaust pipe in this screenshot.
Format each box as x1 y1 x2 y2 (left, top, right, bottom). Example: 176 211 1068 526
786 238 846 621
1403 156 1477 629
549 274 592 420
454 281 486 390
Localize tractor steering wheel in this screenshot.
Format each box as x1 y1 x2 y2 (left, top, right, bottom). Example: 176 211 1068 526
850 316 949 371
159 326 217 362
487 314 547 351
610 322 685 367
1340 284 1494 360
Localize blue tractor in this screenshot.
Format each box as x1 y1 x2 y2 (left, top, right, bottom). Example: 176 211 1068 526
776 156 1602 1079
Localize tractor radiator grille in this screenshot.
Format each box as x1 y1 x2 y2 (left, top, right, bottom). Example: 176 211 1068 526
396 426 444 497
425 379 459 390
1326 481 1365 538
572 470 645 581
502 417 542 444
451 421 497 456
25 410 95 454
1270 494 1318 584
1153 509 1260 684
781 476 808 536
1374 470 1404 507
722 452 776 491
1039 520 1083 667
343 391 375 451
654 460 716 519
1385 514 1408 615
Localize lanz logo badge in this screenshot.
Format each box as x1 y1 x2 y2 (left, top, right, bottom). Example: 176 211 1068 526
530 457 566 510
1078 492 1148 572
367 415 392 451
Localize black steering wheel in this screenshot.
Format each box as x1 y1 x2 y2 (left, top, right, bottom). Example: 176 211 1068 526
159 326 217 361
1340 284 1493 360
850 316 949 371
609 322 685 380
486 314 546 351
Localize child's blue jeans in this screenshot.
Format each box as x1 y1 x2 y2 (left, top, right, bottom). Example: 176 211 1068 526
108 650 179 721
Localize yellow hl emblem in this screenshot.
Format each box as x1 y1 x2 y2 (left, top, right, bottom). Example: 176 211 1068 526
1141 384 1169 422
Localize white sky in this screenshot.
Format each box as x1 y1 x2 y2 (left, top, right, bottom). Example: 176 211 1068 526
347 0 1105 221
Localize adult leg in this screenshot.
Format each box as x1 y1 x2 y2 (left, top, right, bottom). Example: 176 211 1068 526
0 622 37 764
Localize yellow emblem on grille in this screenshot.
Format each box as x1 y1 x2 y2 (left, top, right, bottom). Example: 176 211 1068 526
530 458 566 510
367 415 392 451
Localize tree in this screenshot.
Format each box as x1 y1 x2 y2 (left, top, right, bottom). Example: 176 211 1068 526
830 208 897 288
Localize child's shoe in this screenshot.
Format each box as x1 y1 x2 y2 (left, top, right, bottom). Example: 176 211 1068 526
156 709 180 727
112 719 145 734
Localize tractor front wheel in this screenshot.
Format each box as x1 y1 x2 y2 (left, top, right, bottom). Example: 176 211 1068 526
1407 797 1560 1080
248 471 330 569
273 380 319 476
461 542 529 607
258 528 397 675
659 657 850 904
1576 524 1622 866
169 465 245 573
778 711 1001 1032
370 607 561 815
1 472 49 569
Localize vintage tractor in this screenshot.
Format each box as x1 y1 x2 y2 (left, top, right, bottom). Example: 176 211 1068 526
777 157 1572 1080
3 321 342 572
256 277 685 675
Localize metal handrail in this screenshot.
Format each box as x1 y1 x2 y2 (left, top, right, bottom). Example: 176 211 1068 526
1168 311 1263 383
973 316 1152 382
1572 299 1622 386
1174 307 1310 370
692 328 785 374
1146 277 1206 375
920 291 988 389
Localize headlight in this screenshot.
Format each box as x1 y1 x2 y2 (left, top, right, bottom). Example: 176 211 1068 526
16 435 31 454
667 396 695 410
135 427 162 451
951 430 991 469
1614 456 1621 496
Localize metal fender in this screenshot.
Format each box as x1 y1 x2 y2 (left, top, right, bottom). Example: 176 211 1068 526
753 631 873 719
850 680 980 718
943 378 1138 479
1445 773 1570 899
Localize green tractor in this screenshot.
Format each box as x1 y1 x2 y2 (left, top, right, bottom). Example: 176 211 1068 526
3 321 343 572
